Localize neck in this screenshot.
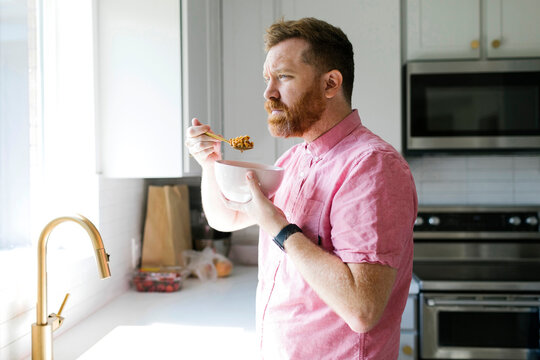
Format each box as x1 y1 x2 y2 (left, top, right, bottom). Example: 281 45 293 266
302 101 352 143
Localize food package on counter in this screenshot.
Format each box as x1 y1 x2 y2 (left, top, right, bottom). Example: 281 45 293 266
141 184 192 268
183 247 233 281
133 269 183 292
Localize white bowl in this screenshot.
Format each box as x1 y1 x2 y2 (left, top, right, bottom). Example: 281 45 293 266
214 160 284 203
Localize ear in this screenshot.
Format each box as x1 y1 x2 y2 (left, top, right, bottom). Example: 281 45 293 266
323 70 343 99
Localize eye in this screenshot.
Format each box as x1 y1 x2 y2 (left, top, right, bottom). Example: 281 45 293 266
278 74 290 80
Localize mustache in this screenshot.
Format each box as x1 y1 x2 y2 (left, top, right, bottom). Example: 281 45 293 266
265 99 288 112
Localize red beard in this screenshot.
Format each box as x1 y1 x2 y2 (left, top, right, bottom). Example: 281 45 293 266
264 82 326 138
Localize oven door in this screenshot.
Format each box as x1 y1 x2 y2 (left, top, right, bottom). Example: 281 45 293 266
420 293 540 359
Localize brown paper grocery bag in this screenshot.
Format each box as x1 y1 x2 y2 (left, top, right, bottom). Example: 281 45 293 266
141 184 192 267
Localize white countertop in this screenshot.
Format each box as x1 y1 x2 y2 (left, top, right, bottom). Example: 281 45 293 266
54 265 259 360
53 264 418 360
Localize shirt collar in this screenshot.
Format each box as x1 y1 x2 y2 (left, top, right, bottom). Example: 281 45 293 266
302 109 362 159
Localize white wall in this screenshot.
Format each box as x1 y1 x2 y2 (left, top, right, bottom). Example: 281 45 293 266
279 0 402 151
222 0 402 165
0 178 145 359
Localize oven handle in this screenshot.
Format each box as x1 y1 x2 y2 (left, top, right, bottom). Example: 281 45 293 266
426 298 540 307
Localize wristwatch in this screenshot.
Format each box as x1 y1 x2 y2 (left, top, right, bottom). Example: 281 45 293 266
273 224 302 251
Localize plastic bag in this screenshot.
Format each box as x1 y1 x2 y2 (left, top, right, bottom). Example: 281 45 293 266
182 247 233 281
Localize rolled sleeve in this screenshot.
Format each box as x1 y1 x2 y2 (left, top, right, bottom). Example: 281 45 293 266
330 149 417 269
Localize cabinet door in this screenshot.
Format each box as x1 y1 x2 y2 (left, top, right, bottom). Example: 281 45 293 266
406 0 480 60
97 0 182 178
398 331 417 360
98 0 221 178
485 0 540 59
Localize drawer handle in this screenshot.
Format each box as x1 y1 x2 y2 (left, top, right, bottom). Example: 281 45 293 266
426 298 540 307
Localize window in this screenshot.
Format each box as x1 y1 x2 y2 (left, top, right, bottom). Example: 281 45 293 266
0 0 31 250
0 0 99 252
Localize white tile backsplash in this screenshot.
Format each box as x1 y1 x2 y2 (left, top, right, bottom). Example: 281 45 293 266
408 154 540 205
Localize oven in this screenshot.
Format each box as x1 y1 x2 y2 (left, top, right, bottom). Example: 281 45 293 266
413 206 540 360
421 293 540 359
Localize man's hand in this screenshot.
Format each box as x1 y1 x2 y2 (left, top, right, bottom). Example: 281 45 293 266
185 118 222 167
222 171 289 237
184 118 255 232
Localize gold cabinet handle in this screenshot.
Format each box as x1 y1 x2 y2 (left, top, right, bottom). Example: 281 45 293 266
402 345 414 356
492 39 501 48
470 39 479 49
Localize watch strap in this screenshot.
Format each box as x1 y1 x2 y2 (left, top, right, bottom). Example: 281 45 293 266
273 224 302 251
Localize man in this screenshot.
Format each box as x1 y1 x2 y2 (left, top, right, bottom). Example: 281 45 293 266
186 17 417 360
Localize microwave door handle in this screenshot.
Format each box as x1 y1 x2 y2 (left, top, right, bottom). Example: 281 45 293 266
426 299 540 307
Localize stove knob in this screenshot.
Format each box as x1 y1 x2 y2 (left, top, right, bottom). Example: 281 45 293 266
525 216 538 226
508 216 522 226
428 216 440 226
414 217 424 226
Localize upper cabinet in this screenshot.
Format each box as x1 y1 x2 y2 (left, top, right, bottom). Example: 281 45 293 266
484 0 540 59
97 0 182 178
97 0 220 178
405 0 540 61
405 0 481 60
100 0 404 178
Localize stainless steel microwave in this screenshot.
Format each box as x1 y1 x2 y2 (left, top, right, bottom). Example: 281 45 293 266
404 59 540 154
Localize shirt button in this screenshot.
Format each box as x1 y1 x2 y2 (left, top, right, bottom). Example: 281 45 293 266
300 171 305 178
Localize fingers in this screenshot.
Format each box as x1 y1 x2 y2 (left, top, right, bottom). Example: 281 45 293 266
190 143 217 158
246 171 265 198
187 119 211 138
185 117 222 164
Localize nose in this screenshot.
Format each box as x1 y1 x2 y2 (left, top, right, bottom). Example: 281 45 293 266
263 78 279 101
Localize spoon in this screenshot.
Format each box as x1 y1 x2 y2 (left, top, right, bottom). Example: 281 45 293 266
205 132 254 151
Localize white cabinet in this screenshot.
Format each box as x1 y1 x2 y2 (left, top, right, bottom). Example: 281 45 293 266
405 0 480 60
97 0 221 178
399 290 418 360
405 0 540 61
484 0 540 59
97 0 182 178
398 331 417 360
101 0 404 177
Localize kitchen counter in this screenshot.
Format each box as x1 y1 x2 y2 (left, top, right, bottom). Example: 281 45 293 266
54 265 259 360
52 265 419 360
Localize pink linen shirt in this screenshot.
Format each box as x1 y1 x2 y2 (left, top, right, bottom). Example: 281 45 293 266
256 110 418 360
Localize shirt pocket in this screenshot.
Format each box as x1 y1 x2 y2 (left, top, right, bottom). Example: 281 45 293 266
293 197 323 245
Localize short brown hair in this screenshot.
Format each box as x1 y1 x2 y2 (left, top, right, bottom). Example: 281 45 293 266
264 17 354 104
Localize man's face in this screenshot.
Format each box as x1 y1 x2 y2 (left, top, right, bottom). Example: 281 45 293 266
263 38 326 138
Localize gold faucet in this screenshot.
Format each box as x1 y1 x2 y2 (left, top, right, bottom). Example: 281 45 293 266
32 215 111 360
